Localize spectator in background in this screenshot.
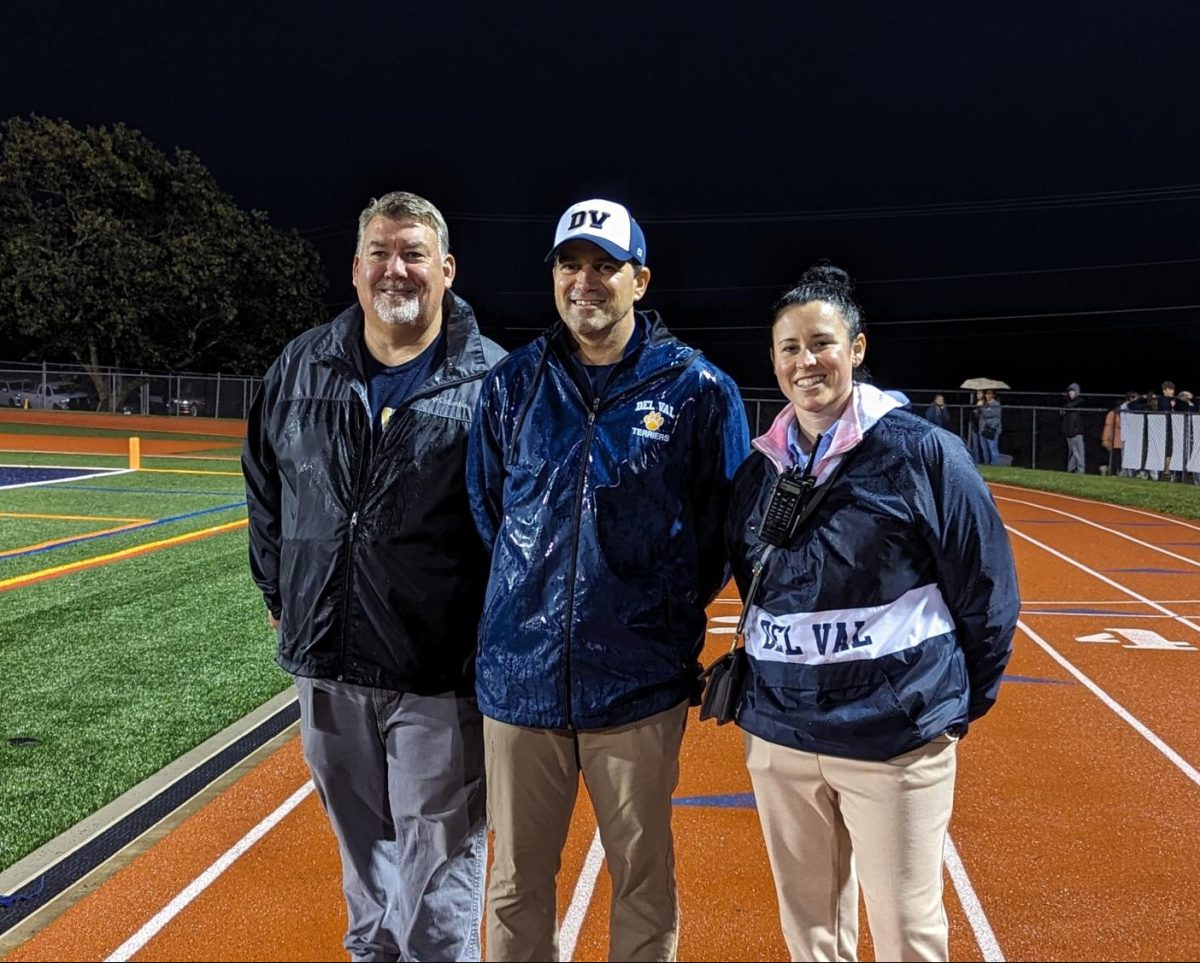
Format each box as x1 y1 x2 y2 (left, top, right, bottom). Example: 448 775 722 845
1135 391 1163 480
1161 382 1183 481
967 390 985 463
977 389 1002 465
1062 383 1085 474
924 393 950 430
1102 392 1137 477
1180 392 1200 485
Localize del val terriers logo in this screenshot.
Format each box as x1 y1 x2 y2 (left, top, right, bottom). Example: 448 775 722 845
633 400 674 441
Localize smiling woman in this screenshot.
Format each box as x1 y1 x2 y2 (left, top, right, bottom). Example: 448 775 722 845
721 260 1020 962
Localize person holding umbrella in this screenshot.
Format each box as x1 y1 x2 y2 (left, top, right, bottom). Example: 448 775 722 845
960 378 1008 466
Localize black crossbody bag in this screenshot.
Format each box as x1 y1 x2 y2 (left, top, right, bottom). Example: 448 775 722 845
699 438 849 725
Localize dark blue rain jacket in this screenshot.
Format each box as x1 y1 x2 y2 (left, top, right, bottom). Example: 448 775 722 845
726 385 1019 761
467 311 750 729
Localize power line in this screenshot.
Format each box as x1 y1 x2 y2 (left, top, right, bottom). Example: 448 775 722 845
297 182 1200 236
666 302 1200 332
478 254 1200 297
441 183 1200 225
492 303 1198 337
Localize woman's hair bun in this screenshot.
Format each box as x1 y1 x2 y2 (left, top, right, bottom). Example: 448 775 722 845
797 260 852 294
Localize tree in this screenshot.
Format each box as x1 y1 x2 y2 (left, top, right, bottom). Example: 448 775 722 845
0 115 327 409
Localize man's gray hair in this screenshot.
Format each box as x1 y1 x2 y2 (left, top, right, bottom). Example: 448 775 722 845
356 191 450 257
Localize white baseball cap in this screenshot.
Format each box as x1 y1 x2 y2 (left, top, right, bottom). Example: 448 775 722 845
545 198 647 264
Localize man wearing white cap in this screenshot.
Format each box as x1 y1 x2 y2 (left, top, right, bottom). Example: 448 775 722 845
467 199 749 961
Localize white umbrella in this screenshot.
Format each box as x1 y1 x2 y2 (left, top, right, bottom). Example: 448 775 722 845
960 377 1011 391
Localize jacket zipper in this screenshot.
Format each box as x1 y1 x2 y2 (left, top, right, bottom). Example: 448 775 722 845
337 390 371 678
563 392 602 727
558 356 694 726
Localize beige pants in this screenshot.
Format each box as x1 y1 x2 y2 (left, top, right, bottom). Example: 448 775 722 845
744 732 958 963
483 702 688 962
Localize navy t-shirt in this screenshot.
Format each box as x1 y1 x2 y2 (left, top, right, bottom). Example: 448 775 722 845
575 322 643 399
361 331 446 438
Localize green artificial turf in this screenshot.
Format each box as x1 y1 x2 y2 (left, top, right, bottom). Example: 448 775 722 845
0 529 287 870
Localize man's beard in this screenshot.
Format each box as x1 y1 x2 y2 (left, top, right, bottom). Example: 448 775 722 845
374 291 422 326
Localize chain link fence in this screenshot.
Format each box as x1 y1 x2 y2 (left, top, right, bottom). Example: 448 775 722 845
740 391 1195 477
5 361 1191 479
0 361 263 420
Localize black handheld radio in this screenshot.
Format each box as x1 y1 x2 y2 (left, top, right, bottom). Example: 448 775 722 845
757 432 823 547
758 469 815 546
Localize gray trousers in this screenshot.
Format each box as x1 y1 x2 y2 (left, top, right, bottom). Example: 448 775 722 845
1066 434 1086 473
296 677 487 962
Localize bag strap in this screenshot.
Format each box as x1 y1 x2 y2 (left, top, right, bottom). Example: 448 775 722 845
727 447 854 654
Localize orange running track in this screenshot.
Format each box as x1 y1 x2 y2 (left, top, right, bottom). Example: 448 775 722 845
3 484 1199 962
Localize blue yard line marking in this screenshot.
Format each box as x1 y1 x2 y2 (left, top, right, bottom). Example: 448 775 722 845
54 485 242 496
1003 674 1071 685
674 792 756 809
1107 567 1195 574
0 501 247 560
0 466 123 488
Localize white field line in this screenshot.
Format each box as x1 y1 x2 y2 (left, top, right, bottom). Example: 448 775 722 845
988 482 1200 534
995 495 1200 569
1020 599 1200 605
945 834 1005 961
0 468 132 490
1005 526 1200 637
1016 620 1200 791
104 782 315 962
560 829 605 962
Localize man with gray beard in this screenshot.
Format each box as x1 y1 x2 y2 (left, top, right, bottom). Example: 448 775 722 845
243 191 505 961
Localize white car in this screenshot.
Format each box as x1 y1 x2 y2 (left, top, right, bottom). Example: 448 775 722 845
15 381 91 410
0 379 34 406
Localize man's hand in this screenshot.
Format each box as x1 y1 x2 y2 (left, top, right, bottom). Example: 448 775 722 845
268 612 280 631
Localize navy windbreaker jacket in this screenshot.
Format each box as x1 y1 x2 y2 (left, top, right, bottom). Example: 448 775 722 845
466 311 751 729
726 385 1019 761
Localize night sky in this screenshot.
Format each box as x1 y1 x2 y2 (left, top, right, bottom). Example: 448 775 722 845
2 1 1198 397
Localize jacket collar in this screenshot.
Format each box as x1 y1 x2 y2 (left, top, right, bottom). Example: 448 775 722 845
753 383 901 480
311 291 489 382
546 310 697 381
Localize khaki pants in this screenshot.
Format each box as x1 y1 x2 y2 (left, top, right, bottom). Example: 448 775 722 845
483 702 688 962
744 732 958 963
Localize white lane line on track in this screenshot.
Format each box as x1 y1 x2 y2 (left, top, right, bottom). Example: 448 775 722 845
104 781 315 962
995 495 1200 568
560 829 605 962
988 483 1200 533
1020 611 1179 619
1005 526 1200 637
1016 620 1200 790
945 834 1004 961
1021 599 1200 605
